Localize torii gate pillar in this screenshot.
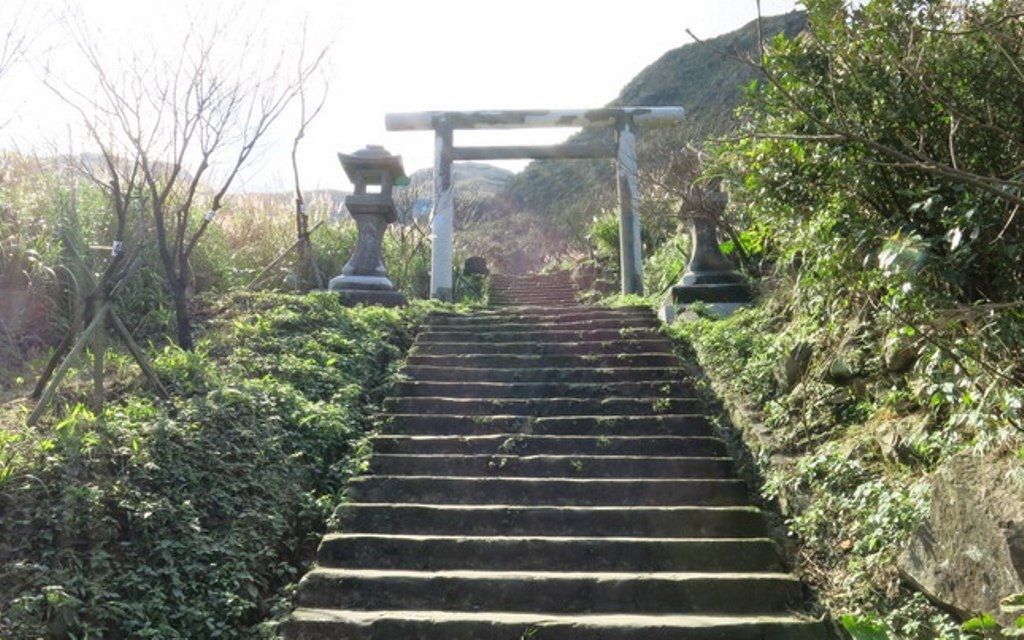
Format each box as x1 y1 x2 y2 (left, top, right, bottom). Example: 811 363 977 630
386 107 685 300
432 125 455 300
615 116 643 296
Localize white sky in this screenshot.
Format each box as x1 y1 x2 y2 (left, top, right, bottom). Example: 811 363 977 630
1 0 800 193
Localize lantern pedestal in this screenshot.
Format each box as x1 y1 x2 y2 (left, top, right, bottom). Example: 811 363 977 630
668 173 753 320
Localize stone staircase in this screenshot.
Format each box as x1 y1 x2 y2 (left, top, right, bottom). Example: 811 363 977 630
489 272 577 306
283 274 831 639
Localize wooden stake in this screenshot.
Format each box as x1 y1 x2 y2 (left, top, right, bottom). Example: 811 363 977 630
109 310 169 400
28 303 110 426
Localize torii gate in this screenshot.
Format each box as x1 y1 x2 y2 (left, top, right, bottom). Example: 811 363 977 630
385 107 685 300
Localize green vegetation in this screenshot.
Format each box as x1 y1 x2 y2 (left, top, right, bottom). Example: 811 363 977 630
0 292 438 638
557 1 1024 637
557 1 1023 637
4 1 1023 637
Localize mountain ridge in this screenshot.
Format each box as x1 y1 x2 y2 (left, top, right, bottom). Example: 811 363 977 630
508 11 807 231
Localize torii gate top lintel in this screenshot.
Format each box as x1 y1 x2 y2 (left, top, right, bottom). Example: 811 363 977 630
384 106 685 300
385 107 685 132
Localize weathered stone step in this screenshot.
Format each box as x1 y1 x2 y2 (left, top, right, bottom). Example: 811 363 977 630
487 290 577 299
422 317 659 333
490 293 576 300
378 414 714 436
491 283 573 289
414 339 674 357
346 476 749 506
382 396 701 416
489 293 576 301
296 569 804 614
399 365 687 384
419 328 662 343
368 454 734 478
316 534 783 572
284 609 833 640
371 434 726 457
490 283 573 290
392 380 693 399
491 273 571 282
427 308 652 326
406 353 680 369
333 503 769 538
491 283 573 290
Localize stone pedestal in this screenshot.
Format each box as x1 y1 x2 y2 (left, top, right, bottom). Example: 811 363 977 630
669 162 753 318
672 213 752 305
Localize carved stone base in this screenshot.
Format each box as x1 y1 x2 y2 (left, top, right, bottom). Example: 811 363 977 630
329 274 397 292
672 281 753 304
336 289 408 308
668 279 754 322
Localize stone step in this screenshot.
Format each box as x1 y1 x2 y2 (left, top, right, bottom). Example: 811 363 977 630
490 283 573 290
418 328 662 343
346 476 750 506
490 301 577 307
371 434 726 457
382 396 701 416
377 414 714 436
392 380 693 399
491 301 578 307
295 569 805 615
426 308 652 326
488 295 577 303
333 503 769 538
414 339 674 357
422 317 659 333
398 365 688 384
491 282 573 289
490 288 575 293
368 454 734 478
489 289 575 296
491 273 571 282
284 609 832 640
406 353 680 369
316 534 783 572
489 293 576 300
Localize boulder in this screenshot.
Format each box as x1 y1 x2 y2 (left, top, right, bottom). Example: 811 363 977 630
826 356 857 384
899 454 1024 625
778 342 813 392
463 256 489 276
884 341 920 373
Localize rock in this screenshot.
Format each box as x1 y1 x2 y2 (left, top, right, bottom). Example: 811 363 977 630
885 342 919 373
899 454 1024 625
778 342 813 392
826 357 857 384
873 413 929 465
463 256 489 276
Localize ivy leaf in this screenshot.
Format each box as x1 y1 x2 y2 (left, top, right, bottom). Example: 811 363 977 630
946 227 963 251
840 614 890 640
963 613 999 630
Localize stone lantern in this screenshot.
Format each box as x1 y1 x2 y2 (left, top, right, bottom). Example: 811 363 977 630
329 145 408 306
669 149 752 317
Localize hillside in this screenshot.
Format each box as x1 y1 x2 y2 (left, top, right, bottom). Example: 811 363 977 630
508 11 806 233
406 162 514 197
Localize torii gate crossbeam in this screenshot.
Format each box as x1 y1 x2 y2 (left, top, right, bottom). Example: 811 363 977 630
385 107 685 300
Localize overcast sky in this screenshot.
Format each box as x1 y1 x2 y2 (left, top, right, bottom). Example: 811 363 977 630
1 0 800 192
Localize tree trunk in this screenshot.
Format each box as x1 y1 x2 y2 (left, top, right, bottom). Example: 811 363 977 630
171 278 194 351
